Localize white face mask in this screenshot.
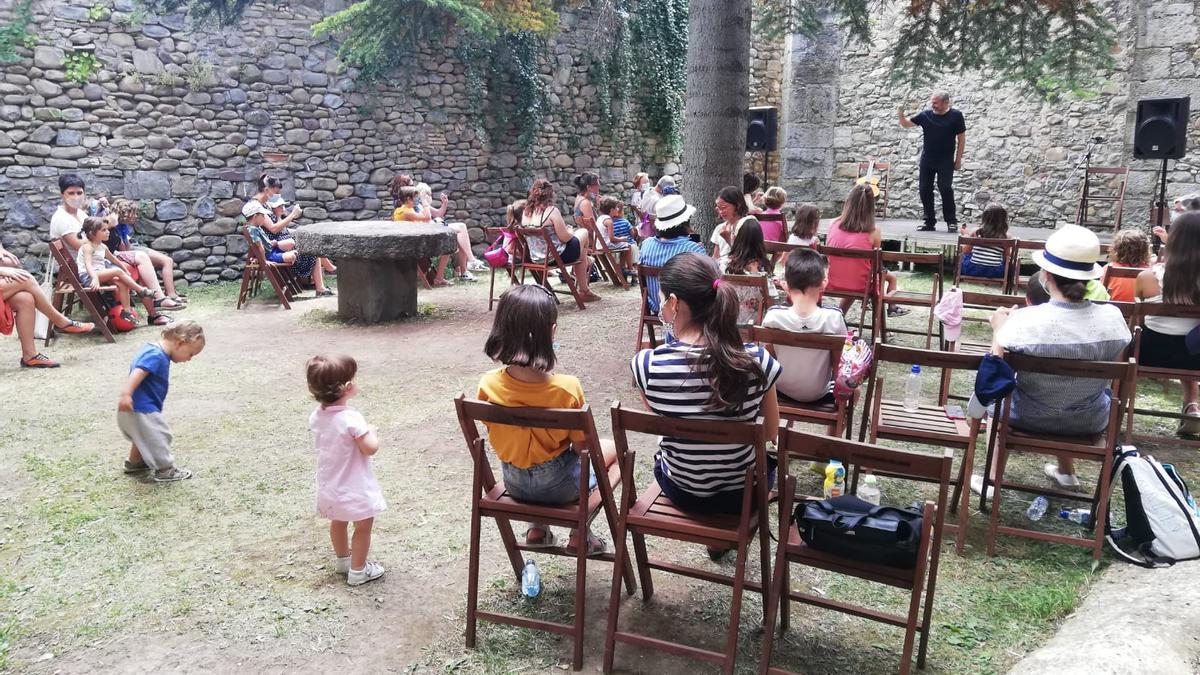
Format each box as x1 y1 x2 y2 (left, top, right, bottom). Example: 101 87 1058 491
65 195 84 209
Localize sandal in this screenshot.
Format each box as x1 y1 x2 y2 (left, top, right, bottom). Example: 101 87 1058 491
1178 403 1200 438
148 314 173 326
56 320 95 334
138 287 156 299
154 297 185 311
123 460 150 474
153 466 193 482
567 531 607 557
524 527 559 549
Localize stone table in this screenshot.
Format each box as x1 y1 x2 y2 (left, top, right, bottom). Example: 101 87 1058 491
295 221 457 322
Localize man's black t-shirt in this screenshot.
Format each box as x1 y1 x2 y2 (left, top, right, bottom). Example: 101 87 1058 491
911 109 966 168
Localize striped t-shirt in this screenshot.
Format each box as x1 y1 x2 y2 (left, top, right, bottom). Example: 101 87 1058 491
968 244 1006 267
631 341 783 496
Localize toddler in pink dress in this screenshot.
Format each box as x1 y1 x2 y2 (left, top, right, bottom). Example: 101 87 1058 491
307 354 386 586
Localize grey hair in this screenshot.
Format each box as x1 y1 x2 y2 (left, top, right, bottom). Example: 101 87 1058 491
933 92 951 103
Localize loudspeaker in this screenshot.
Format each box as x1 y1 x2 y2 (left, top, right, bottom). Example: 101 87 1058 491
746 106 778 152
1134 97 1190 160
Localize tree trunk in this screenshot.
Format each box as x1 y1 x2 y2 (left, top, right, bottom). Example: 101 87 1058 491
680 0 752 241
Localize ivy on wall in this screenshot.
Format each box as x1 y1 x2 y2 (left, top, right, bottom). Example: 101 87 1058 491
0 0 36 64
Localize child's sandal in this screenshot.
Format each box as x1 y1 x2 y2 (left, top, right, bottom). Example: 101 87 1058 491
523 527 558 549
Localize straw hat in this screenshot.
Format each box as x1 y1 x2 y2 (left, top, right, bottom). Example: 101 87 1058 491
653 194 696 231
1032 224 1103 280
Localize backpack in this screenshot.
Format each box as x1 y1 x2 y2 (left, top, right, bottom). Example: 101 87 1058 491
1106 445 1200 567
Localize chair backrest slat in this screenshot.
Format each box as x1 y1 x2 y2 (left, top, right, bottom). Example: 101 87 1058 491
874 341 984 371
457 397 594 432
1004 352 1131 381
780 427 951 483
611 404 764 446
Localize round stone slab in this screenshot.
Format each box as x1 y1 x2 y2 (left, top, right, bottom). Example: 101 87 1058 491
294 221 458 323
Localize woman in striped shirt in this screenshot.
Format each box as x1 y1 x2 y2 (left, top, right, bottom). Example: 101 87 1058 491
959 203 1010 278
631 253 782 526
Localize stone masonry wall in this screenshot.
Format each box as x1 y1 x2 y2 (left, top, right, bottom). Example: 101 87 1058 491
779 0 1200 227
0 0 677 285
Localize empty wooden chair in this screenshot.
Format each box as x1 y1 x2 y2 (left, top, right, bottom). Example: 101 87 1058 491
603 403 772 675
515 226 587 310
635 265 663 351
47 238 116 344
759 427 951 675
856 160 891 218
1074 166 1129 233
981 353 1133 560
746 326 854 438
879 250 944 349
455 395 635 671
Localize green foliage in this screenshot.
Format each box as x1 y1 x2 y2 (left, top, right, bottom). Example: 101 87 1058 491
88 3 112 21
183 55 214 90
629 0 688 154
63 52 102 85
0 0 35 64
588 0 633 140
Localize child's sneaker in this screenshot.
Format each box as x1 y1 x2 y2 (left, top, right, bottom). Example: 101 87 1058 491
347 561 385 586
153 466 193 482
334 555 352 575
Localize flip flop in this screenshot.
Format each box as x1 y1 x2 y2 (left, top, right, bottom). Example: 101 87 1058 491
523 527 559 549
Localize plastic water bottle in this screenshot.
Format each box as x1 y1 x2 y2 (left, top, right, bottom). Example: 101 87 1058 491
857 473 881 505
903 365 923 412
823 460 846 498
1059 508 1092 526
1026 496 1049 521
521 559 541 598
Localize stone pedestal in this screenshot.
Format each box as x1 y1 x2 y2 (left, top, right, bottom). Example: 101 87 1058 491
295 221 457 322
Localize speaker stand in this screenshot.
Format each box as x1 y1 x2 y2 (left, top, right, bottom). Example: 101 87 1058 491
1153 157 1170 254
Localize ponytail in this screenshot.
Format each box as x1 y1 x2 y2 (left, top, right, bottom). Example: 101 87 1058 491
660 253 764 410
1047 272 1087 302
257 173 281 192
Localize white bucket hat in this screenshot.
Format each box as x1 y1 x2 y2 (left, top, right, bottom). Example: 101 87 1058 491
1032 224 1103 280
653 194 696 231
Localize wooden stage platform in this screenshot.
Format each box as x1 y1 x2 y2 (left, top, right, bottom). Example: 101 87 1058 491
818 218 1113 246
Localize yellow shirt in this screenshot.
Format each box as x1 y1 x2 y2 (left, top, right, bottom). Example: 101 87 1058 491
476 367 586 469
393 205 419 221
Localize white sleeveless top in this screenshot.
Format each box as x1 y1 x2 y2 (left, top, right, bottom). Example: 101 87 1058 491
1144 264 1200 335
76 243 106 275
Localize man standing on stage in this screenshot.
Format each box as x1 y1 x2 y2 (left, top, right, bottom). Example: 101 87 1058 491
899 92 966 232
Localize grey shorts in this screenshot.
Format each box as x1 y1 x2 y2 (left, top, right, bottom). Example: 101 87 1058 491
117 411 175 471
501 449 597 506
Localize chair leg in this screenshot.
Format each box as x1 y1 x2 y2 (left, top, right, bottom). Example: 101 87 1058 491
495 517 525 581
758 524 791 675
571 521 586 671
954 437 978 554
722 518 753 675
603 509 632 674
1092 453 1114 561
632 531 654 600
757 506 771 623
466 490 483 650
488 268 498 311
985 444 1009 557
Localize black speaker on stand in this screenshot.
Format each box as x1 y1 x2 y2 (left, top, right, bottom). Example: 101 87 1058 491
746 106 778 187
1134 96 1190 253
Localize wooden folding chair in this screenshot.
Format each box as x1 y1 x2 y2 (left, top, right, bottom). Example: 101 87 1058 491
981 353 1133 560
484 227 523 311
746 326 854 437
856 161 891 218
579 215 630 290
759 428 951 675
236 227 294 310
953 236 1018 294
765 239 810 272
454 395 636 671
635 265 663 351
516 226 587 310
722 273 774 326
46 238 116 345
755 212 787 241
1126 305 1200 448
858 341 985 552
603 403 772 674
1075 166 1129 233
1099 264 1144 302
818 245 882 340
879 250 943 349
1010 239 1113 291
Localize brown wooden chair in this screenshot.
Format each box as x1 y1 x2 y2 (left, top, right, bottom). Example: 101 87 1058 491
953 236 1018 294
1099 264 1144 303
722 273 774 326
981 353 1133 560
818 244 882 340
236 226 296 310
46 237 116 345
746 326 854 438
949 289 1026 349
755 211 787 241
1126 305 1200 448
879 250 944 349
578 215 630 290
764 239 812 273
758 427 951 675
858 341 986 552
603 403 772 674
484 227 523 311
515 226 587 310
454 395 635 671
1075 166 1129 233
856 161 891 218
635 264 663 351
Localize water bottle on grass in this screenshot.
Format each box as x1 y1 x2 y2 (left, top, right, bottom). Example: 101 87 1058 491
521 559 541 598
903 365 923 412
857 473 881 505
1026 496 1049 521
1059 508 1092 526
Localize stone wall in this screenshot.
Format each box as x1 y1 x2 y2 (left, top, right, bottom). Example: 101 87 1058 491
0 0 676 284
778 0 1200 227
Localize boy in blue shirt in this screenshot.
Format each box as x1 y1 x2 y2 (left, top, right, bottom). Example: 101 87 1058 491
117 321 206 482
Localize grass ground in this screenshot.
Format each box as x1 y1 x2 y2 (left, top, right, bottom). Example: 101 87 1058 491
0 268 1194 674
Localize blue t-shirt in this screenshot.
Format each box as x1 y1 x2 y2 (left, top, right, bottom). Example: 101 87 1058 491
612 217 633 241
130 343 171 413
638 236 706 312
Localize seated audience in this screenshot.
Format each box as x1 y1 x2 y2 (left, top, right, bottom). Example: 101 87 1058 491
573 173 600 224
392 185 451 288
637 194 705 314
414 182 487 281
959 203 1010 279
788 204 821 247
76 217 162 324
725 220 776 325
711 186 760 272
243 194 331 297
521 179 600 303
1101 229 1153 302
742 172 764 214
758 186 787 242
631 253 781 552
478 284 614 555
987 224 1131 487
629 172 652 222
0 255 94 368
826 184 906 316
762 249 849 402
595 196 636 280
1136 211 1200 437
637 176 675 240
110 200 185 307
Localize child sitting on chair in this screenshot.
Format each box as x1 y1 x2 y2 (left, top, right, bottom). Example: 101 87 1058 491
725 220 777 325
1101 229 1154 302
77 217 157 322
597 196 636 281
478 284 616 556
959 203 1010 279
762 249 848 402
307 353 387 586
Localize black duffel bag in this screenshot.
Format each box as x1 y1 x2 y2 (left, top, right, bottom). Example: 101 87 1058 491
794 494 924 568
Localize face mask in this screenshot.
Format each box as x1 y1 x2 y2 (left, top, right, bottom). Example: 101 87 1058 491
65 196 84 209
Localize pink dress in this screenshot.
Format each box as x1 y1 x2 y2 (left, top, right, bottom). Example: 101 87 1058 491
824 218 874 293
310 405 386 522
759 208 785 242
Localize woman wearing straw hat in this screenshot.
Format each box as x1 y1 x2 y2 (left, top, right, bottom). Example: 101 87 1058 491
985 224 1131 488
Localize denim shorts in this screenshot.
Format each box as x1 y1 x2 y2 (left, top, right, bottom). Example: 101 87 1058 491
502 449 597 506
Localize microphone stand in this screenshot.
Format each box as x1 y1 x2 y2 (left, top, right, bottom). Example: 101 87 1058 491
1057 136 1101 226
1153 157 1169 255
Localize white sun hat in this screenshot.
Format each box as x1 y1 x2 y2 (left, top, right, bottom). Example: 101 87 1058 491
653 194 696 231
1032 224 1104 280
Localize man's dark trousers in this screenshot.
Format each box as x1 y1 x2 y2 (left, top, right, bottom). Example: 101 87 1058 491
919 163 956 228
